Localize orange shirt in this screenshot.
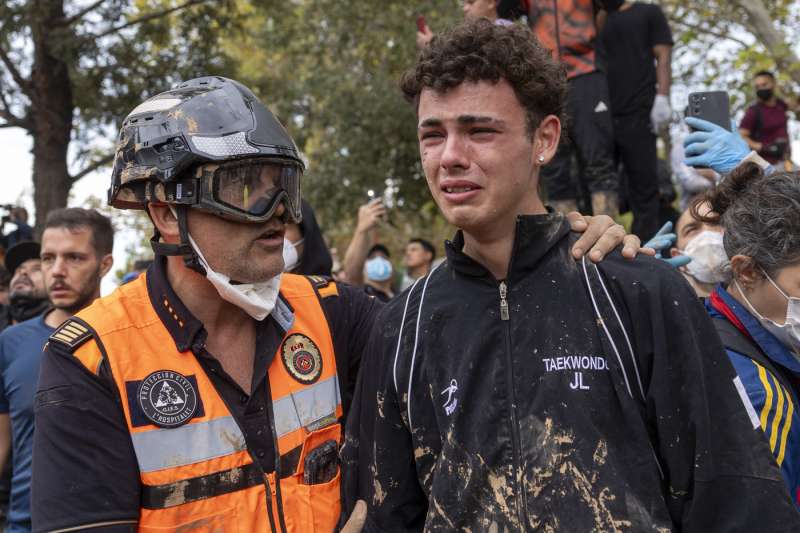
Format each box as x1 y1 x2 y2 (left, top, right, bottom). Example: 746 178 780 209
529 0 597 79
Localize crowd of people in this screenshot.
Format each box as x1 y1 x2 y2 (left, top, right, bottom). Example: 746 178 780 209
0 1 797 532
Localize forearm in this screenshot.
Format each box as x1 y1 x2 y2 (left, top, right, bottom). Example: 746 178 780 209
343 229 372 286
0 414 9 474
741 134 761 151
655 49 671 96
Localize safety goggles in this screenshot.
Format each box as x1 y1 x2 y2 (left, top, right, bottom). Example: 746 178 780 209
170 158 303 223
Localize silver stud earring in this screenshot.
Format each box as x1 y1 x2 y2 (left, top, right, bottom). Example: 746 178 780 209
537 155 545 164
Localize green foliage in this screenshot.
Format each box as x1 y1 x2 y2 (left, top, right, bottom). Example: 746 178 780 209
659 0 800 112
231 0 461 251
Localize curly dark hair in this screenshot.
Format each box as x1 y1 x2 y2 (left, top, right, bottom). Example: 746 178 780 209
691 163 800 276
400 18 567 136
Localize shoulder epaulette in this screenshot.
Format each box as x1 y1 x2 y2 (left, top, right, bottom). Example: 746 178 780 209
307 275 338 299
49 319 94 352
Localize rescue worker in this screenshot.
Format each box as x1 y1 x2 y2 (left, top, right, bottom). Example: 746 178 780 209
700 163 800 506
344 20 800 531
30 76 633 532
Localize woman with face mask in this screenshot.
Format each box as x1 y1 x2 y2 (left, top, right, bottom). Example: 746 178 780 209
699 162 800 506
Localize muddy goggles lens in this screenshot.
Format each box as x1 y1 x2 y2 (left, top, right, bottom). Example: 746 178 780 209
209 160 301 220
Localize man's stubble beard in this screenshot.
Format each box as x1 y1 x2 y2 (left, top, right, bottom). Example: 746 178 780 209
53 266 102 315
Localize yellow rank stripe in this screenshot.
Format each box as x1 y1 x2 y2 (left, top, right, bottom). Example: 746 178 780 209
753 360 795 462
769 376 785 452
777 387 794 466
756 362 774 430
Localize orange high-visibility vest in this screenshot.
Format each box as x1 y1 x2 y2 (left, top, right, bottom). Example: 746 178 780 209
67 273 342 532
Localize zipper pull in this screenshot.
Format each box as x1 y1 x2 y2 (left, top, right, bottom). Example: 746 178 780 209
499 281 510 321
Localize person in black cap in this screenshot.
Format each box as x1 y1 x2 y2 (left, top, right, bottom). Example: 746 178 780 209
0 242 48 331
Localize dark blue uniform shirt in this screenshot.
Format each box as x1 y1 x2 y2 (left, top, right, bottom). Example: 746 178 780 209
0 314 55 532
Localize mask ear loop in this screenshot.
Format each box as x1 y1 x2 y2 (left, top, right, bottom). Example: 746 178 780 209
762 269 792 301
147 204 206 276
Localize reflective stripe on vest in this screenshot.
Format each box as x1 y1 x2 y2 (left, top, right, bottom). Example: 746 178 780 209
273 374 341 439
132 416 246 473
73 273 341 532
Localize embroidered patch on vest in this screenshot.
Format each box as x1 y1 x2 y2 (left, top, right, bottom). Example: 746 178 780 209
137 370 199 428
49 319 92 351
281 333 323 384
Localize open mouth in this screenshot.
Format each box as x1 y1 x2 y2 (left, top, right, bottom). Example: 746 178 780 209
443 186 478 193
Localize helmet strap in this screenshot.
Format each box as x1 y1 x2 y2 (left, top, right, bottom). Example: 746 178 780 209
148 205 206 276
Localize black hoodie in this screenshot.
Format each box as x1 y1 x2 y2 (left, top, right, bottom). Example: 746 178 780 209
292 200 333 277
344 214 800 532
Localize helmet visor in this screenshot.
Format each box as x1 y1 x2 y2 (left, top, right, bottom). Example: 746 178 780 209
207 159 301 222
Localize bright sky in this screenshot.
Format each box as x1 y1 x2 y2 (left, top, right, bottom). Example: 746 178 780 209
0 127 134 295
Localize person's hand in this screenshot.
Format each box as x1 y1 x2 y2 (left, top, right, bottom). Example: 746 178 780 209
567 212 655 262
341 500 367 533
644 221 692 268
650 94 672 131
683 117 750 174
416 26 433 49
356 199 386 234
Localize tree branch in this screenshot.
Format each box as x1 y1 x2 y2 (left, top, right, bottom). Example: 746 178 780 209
61 0 107 26
71 153 115 183
94 0 213 39
0 88 30 131
0 46 32 99
668 16 750 48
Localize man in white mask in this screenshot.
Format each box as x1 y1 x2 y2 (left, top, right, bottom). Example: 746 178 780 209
670 200 730 298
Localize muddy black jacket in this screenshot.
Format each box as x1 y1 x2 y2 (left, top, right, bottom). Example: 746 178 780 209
343 214 800 532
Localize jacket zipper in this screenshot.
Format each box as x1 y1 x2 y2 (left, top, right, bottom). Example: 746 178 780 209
499 281 528 528
499 281 510 321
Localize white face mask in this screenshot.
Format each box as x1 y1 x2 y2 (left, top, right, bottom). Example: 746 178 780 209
736 273 800 356
168 207 281 321
282 238 303 273
679 230 731 285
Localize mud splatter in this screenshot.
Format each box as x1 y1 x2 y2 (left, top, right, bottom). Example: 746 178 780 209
526 416 631 531
186 116 199 134
162 479 190 507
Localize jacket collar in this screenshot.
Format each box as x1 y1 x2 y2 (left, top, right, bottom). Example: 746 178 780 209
445 213 571 282
146 256 293 353
709 284 800 374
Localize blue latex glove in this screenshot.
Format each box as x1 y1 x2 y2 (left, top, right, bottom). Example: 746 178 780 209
644 222 692 268
683 117 749 174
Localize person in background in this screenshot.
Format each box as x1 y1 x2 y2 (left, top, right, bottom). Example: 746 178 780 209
121 258 154 285
0 208 113 533
700 163 800 506
0 267 9 308
417 0 510 49
0 209 33 252
0 243 48 332
739 71 792 168
283 199 333 276
596 0 673 239
530 0 619 217
669 200 728 299
400 238 435 291
362 245 394 302
671 120 718 210
0 243 47 531
343 199 393 297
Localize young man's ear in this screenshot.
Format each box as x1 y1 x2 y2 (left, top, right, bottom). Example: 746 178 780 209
533 115 561 165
